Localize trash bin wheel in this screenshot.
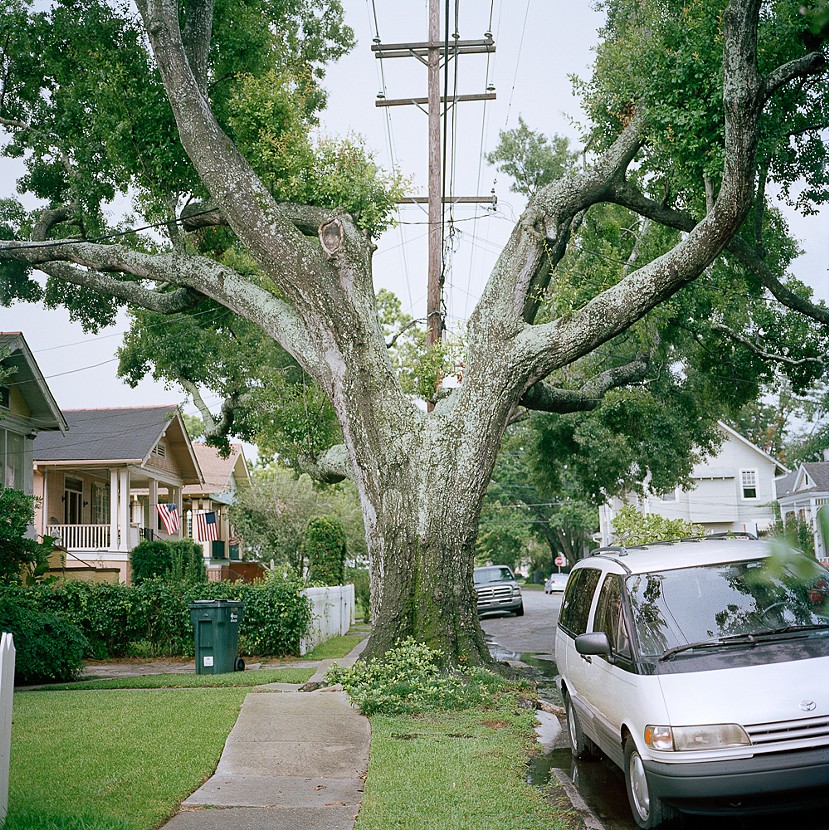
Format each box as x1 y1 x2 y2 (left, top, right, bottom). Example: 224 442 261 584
235 657 245 672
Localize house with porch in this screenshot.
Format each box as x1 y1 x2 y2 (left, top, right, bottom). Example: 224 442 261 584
182 443 251 574
0 332 66 496
599 422 788 545
32 406 202 582
775 450 829 563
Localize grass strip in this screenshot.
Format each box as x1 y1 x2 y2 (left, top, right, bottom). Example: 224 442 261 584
299 632 367 661
36 666 315 691
6 688 248 830
356 692 572 830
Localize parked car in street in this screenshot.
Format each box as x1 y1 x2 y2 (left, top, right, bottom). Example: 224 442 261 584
473 565 524 617
555 536 829 828
544 572 569 593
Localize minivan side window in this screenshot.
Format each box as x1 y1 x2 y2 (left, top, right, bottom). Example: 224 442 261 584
594 574 634 664
558 568 601 637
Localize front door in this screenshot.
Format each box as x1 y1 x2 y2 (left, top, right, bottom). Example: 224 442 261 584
64 476 83 524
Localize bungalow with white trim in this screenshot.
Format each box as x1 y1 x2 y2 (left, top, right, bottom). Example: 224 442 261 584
32 406 202 582
182 443 251 569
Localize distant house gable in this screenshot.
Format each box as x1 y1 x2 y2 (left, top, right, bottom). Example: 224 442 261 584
0 332 66 434
184 443 250 504
715 421 789 477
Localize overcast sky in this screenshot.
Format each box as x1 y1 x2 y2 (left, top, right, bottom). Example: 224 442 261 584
0 0 826 422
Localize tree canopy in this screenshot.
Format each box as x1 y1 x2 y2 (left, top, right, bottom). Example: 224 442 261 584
0 0 827 664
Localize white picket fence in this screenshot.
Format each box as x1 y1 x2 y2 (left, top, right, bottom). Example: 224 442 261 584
0 632 15 825
300 585 355 656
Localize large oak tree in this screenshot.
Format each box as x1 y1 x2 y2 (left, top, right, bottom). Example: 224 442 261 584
1 0 828 663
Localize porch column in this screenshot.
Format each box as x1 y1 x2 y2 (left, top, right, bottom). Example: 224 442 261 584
109 468 119 551
118 468 130 552
149 479 159 534
174 487 183 538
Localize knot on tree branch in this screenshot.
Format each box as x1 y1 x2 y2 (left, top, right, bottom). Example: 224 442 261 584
319 217 345 259
298 444 351 484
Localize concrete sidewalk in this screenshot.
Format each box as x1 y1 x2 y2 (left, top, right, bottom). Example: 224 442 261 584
161 640 370 830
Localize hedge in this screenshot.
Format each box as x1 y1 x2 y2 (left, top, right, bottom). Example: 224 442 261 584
0 587 88 684
1 576 311 661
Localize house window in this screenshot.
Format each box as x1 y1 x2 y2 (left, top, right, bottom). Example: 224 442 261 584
0 386 9 409
1 429 25 489
64 476 83 524
740 469 758 500
152 441 167 459
658 489 678 502
92 482 110 525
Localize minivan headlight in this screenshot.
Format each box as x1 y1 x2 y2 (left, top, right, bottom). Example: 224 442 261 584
644 724 750 751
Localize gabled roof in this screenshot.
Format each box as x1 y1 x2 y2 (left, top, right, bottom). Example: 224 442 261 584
716 421 789 476
183 443 250 501
0 332 66 432
777 461 829 498
33 405 202 484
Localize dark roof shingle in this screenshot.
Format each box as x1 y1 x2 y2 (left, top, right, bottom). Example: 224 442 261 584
33 406 178 462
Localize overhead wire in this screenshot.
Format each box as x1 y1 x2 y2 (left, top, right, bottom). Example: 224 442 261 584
367 0 416 314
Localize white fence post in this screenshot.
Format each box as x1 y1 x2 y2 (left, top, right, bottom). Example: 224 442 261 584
0 632 15 825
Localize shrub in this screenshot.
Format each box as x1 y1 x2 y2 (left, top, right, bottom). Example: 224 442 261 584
129 540 172 583
130 539 207 584
326 637 505 715
0 587 88 684
0 488 54 585
347 566 371 623
303 516 346 585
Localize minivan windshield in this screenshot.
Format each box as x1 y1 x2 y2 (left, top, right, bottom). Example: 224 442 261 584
474 566 514 584
626 554 829 659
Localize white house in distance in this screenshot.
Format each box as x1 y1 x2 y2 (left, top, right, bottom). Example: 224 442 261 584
599 422 788 545
775 450 829 563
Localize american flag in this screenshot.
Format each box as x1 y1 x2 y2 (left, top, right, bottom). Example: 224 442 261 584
156 503 180 535
195 510 219 541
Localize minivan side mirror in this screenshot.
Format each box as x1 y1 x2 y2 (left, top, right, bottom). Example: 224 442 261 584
575 632 611 656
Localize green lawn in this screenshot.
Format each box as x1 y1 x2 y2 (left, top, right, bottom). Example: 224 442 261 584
300 632 367 661
5 688 248 830
37 666 315 691
356 694 573 830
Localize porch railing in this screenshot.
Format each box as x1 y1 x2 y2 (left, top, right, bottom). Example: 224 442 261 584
46 524 111 551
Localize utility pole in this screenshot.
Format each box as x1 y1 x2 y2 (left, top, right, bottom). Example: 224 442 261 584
374 1 496 348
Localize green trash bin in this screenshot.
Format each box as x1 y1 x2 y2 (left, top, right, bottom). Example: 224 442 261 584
188 599 244 674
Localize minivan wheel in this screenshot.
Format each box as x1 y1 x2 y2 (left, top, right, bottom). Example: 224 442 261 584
623 738 677 829
564 692 597 759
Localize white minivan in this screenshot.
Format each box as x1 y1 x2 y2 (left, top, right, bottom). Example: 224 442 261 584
555 536 829 828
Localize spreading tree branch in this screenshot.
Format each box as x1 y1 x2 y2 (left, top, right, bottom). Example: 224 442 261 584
709 322 826 367
762 51 826 100
519 358 649 414
181 0 215 94
608 180 829 326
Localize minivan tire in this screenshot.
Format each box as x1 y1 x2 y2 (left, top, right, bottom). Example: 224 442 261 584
623 738 677 828
564 692 598 759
